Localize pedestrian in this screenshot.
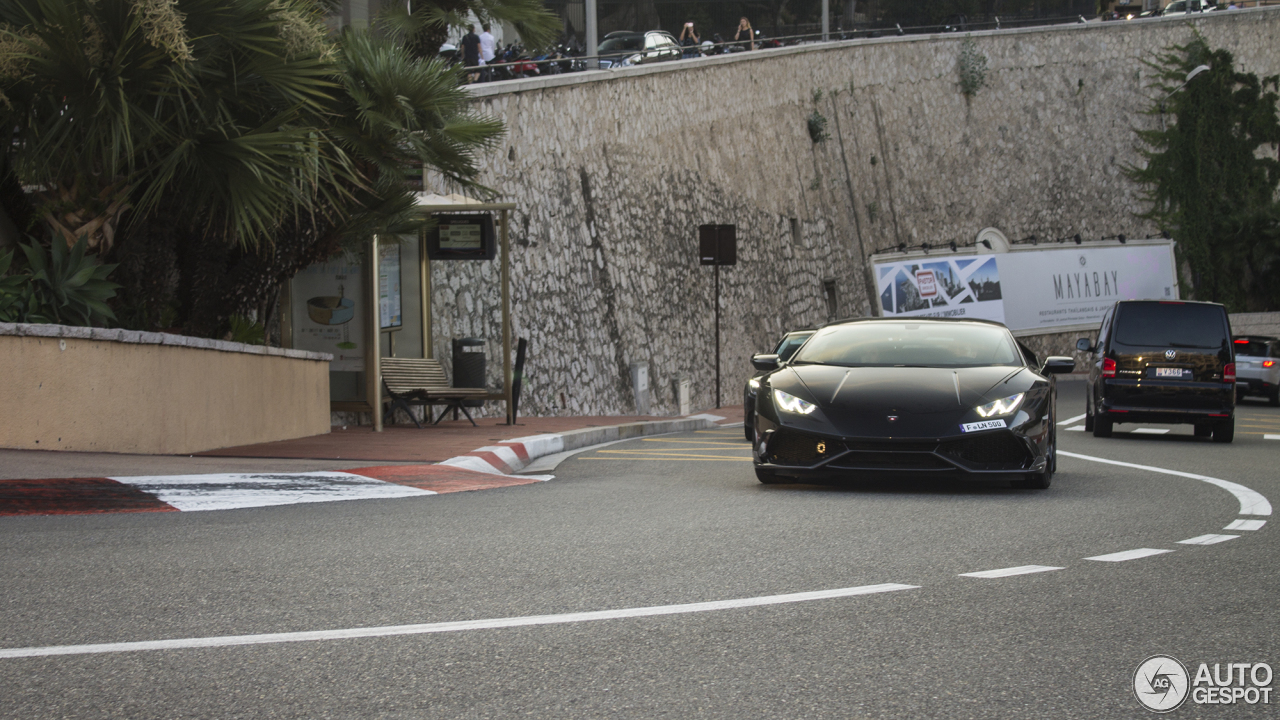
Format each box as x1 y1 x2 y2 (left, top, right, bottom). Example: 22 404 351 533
678 22 700 59
461 24 481 83
479 23 496 80
735 17 755 52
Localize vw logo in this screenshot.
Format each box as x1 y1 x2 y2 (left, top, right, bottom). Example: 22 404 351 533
1165 349 1177 360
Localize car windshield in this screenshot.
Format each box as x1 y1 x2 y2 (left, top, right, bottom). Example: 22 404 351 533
599 37 641 52
1114 303 1227 349
1233 338 1274 357
774 333 813 361
790 322 1022 368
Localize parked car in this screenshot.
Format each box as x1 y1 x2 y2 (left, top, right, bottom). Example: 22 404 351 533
1078 300 1235 441
596 30 681 69
1160 0 1216 16
744 329 816 441
1233 335 1280 406
751 318 1074 489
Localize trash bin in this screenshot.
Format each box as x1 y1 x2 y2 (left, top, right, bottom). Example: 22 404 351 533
452 338 486 408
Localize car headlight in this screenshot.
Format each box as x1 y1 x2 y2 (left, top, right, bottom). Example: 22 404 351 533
748 377 761 389
974 393 1025 418
773 388 817 415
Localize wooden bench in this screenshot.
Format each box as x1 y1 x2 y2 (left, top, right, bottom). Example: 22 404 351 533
380 357 489 427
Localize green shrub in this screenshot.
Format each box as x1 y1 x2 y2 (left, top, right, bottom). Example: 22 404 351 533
0 237 120 326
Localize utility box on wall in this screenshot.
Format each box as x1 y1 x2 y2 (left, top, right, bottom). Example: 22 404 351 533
629 362 650 415
675 376 691 416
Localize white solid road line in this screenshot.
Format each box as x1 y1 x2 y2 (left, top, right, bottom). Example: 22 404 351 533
1086 548 1174 562
958 565 1064 579
1265 434 1280 440
1057 413 1087 426
1225 519 1266 531
1177 534 1239 545
1066 425 1086 432
1129 428 1169 435
1058 450 1273 517
0 583 919 660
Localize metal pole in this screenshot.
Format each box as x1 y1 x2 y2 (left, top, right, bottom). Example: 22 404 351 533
420 229 431 359
370 235 383 432
714 261 721 409
502 209 513 425
585 0 598 69
822 0 830 40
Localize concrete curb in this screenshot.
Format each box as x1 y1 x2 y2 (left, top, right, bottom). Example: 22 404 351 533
438 414 726 476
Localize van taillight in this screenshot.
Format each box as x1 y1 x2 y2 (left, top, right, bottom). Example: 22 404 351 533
1264 360 1276 368
1102 358 1116 378
1224 363 1236 383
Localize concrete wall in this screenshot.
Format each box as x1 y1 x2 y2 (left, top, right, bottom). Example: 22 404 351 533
1 324 331 455
423 9 1280 417
1231 312 1280 337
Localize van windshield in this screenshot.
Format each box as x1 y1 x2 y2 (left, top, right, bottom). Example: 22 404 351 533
1114 303 1227 349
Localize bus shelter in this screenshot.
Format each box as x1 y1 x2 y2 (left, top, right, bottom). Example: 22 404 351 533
286 193 517 430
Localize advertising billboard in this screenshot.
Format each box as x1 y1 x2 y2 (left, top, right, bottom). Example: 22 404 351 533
873 241 1178 334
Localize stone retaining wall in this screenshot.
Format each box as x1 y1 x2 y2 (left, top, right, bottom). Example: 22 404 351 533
425 9 1280 417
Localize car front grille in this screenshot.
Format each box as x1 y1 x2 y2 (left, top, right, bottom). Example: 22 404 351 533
827 451 953 471
940 432 1033 470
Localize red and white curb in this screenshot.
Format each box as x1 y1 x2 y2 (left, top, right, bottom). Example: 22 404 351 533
0 417 727 516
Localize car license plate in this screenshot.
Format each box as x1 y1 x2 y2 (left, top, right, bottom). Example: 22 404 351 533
1153 367 1191 379
961 419 1007 433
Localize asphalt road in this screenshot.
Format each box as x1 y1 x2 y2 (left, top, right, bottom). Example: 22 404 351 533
1 380 1276 718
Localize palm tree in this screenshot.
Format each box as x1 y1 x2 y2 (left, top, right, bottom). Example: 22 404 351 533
1 0 509 336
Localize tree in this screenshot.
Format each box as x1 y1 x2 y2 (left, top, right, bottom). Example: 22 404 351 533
1127 36 1280 312
1 0 506 337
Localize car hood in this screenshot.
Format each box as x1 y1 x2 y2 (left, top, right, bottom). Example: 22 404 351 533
770 364 1033 437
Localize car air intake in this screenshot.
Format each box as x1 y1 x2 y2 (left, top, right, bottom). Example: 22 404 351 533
941 433 1033 470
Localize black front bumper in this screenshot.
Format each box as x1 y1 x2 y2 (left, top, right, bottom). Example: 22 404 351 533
753 422 1045 480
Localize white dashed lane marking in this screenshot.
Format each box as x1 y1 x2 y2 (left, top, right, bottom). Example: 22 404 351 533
1057 413 1087 426
1177 534 1239 545
958 565 1064 579
1086 548 1174 562
1225 519 1266 531
1266 434 1280 440
1066 425 1086 432
1130 428 1169 435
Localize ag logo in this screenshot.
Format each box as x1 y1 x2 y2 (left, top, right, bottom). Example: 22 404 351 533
1135 655 1190 712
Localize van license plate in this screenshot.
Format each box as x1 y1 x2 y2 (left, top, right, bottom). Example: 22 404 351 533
1154 367 1191 379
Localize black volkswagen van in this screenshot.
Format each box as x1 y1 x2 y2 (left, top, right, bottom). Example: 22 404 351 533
1077 300 1235 442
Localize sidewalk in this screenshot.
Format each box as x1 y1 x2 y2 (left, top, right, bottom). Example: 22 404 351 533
0 407 744 516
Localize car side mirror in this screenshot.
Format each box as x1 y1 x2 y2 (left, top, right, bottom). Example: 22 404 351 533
751 353 780 372
1075 338 1094 352
1042 356 1076 374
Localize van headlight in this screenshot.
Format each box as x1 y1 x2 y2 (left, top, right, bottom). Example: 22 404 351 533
774 389 817 415
974 393 1025 418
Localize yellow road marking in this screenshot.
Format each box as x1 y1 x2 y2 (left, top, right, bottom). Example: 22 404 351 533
640 438 746 446
594 450 751 460
579 457 754 463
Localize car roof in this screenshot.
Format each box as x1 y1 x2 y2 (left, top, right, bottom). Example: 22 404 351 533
823 316 1012 329
1233 335 1278 342
1116 299 1225 307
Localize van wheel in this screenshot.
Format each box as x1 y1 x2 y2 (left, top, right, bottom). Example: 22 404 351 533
1213 418 1235 444
1270 387 1280 407
744 423 754 442
1092 415 1113 438
1193 423 1212 438
1084 411 1095 432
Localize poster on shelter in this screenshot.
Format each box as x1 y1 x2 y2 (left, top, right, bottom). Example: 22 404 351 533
291 255 365 372
876 256 1007 324
874 242 1177 333
378 242 402 330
